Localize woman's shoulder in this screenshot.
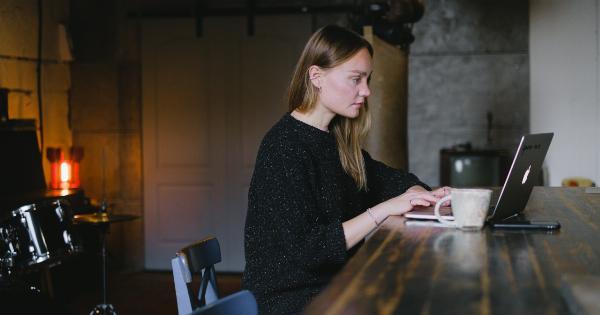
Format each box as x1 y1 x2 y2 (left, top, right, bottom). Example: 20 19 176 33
258 114 309 161
263 113 299 140
360 149 376 164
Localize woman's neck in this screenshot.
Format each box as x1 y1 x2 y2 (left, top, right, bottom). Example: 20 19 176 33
291 107 335 132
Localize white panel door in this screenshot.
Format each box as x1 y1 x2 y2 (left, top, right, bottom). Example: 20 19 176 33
143 17 311 271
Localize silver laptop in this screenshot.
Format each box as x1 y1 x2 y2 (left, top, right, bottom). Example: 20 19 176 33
405 133 554 223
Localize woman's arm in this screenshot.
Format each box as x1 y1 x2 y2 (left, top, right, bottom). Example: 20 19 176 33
342 152 451 249
362 151 431 204
342 189 440 249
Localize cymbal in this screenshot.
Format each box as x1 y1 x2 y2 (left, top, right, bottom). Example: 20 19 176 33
73 212 139 225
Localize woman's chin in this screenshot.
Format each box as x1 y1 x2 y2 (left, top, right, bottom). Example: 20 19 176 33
338 109 361 119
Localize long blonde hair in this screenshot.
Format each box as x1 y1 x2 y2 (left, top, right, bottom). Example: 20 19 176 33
288 25 373 191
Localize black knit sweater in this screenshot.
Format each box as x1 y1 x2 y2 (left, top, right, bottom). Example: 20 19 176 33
242 114 429 314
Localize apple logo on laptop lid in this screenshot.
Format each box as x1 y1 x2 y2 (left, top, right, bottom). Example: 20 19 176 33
522 165 531 184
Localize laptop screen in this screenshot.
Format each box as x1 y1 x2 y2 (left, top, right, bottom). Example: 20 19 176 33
488 133 553 222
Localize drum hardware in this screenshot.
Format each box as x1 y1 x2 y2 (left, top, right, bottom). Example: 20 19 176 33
0 226 16 281
63 230 75 252
74 202 139 315
55 202 65 222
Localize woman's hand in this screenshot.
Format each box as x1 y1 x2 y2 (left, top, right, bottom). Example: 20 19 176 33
430 186 451 198
431 186 452 206
343 186 450 250
373 189 441 218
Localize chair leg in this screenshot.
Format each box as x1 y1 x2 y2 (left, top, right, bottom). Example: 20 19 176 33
198 267 218 306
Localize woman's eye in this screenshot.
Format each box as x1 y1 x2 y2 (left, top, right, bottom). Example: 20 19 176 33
352 77 360 84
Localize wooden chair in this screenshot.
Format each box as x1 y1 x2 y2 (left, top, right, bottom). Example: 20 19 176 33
172 237 221 315
189 290 257 315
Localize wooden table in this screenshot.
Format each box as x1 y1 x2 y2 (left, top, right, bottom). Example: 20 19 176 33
305 187 600 315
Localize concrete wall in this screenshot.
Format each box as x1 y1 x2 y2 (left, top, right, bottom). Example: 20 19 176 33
70 0 143 271
530 0 600 186
408 0 529 186
0 0 71 179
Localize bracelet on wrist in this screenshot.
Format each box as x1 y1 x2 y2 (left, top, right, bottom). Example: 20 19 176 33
366 208 380 226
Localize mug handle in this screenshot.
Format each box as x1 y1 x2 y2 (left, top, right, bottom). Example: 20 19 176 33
434 195 456 227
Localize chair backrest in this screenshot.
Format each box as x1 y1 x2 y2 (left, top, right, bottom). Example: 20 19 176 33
189 290 258 315
172 236 222 315
172 255 194 315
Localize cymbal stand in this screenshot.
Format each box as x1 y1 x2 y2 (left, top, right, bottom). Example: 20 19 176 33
90 204 115 315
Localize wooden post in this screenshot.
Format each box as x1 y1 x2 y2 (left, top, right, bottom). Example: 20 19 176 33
363 26 410 170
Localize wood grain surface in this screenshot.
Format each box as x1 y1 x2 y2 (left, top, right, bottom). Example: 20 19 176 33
304 187 600 315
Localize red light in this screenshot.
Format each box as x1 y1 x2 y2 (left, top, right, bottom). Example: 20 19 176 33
60 161 71 188
47 146 83 190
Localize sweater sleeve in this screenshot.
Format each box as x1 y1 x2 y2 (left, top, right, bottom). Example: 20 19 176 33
245 141 347 273
363 150 431 204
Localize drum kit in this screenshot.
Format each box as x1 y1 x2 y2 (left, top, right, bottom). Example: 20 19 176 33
0 199 82 283
1 119 138 314
0 197 138 315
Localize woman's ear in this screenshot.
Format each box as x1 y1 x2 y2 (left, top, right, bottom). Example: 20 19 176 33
308 65 322 89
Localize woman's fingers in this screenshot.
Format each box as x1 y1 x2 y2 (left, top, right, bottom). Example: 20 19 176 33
411 199 431 207
390 191 446 215
403 192 440 210
415 192 440 204
432 186 451 198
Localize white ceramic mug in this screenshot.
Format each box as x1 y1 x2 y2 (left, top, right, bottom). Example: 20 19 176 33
434 188 492 229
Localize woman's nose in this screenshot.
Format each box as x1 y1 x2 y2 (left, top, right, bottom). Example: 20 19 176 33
359 82 371 97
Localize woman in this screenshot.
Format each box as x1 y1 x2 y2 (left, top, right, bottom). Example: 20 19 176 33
243 25 448 314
